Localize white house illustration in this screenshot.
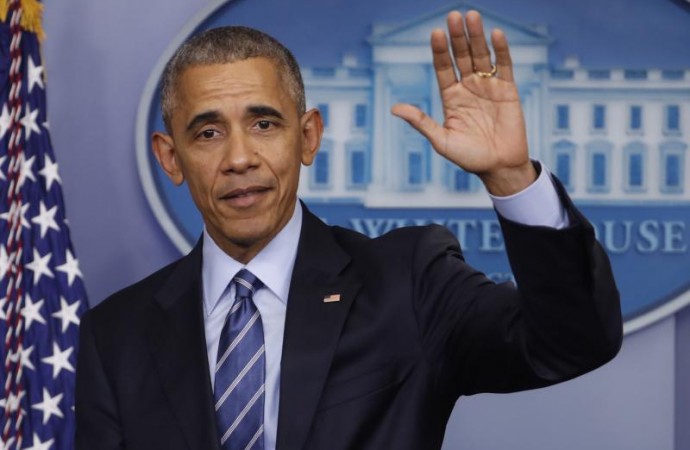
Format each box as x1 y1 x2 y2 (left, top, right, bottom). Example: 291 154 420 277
297 5 689 207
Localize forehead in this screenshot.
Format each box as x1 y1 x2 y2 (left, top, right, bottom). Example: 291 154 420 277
172 58 295 117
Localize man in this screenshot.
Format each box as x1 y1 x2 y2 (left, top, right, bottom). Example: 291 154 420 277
75 10 622 450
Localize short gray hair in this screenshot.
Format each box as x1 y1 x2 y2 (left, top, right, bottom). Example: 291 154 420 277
160 26 305 132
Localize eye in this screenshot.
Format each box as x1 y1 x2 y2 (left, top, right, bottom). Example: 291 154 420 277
256 120 273 130
198 129 219 139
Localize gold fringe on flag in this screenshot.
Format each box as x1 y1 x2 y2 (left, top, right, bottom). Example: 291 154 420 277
0 0 8 23
0 0 45 40
20 0 45 40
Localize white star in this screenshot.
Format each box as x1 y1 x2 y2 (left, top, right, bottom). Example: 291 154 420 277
52 297 81 333
25 249 53 284
21 293 46 329
18 153 37 188
18 345 36 371
0 104 11 140
41 342 75 379
31 201 60 238
20 104 41 141
27 56 45 93
6 344 36 372
38 155 61 190
0 389 25 415
56 250 82 287
0 155 6 181
23 433 53 450
0 202 31 229
31 388 63 425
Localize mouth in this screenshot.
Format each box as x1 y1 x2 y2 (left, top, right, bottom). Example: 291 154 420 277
219 186 271 207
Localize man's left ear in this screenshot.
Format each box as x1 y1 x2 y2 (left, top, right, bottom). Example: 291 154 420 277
300 108 323 166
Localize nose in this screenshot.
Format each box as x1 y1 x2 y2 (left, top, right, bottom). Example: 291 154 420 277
220 130 259 174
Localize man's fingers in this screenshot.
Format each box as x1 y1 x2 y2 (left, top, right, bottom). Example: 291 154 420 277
391 104 446 154
431 29 457 91
447 11 473 78
492 29 514 82
436 11 512 85
465 10 493 74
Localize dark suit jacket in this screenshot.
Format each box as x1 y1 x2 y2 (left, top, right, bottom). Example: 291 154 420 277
75 193 622 450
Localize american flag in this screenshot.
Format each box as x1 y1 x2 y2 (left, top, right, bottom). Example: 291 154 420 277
0 1 88 449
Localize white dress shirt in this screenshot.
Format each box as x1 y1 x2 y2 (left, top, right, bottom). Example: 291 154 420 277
201 164 567 450
490 164 569 228
203 202 302 450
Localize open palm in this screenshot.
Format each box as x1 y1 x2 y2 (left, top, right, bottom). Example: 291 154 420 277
392 11 535 196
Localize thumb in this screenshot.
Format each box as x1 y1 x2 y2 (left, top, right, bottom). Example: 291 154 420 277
391 103 446 154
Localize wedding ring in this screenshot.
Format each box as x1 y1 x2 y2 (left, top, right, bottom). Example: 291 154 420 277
474 64 497 78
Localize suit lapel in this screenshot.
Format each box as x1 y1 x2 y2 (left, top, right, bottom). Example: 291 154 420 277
146 240 221 450
276 207 362 450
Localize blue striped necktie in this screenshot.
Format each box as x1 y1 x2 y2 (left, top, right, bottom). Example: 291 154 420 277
214 269 265 450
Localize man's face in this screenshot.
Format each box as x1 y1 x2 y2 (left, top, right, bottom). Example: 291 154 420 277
152 58 322 262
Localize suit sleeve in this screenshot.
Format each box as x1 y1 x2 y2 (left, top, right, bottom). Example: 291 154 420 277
75 311 126 450
411 180 622 397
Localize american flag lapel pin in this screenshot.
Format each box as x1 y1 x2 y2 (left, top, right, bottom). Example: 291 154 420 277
323 293 341 303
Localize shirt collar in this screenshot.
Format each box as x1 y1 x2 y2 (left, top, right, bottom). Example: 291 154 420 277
202 201 303 315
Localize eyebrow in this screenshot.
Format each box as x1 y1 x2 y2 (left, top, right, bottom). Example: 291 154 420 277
247 105 284 120
185 110 221 133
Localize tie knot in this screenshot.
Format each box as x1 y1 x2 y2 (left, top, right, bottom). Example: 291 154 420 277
233 269 263 299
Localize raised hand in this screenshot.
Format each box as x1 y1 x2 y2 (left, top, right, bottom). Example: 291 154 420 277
391 10 536 196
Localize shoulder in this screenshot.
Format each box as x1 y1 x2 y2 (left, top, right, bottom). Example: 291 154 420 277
329 222 462 266
301 202 461 259
83 250 196 331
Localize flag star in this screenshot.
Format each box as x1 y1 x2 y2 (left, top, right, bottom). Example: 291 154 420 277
27 56 45 93
18 345 36 371
41 342 75 379
0 155 6 181
18 154 37 187
52 297 81 333
19 202 32 228
25 249 54 284
0 202 31 229
0 389 25 414
23 433 54 450
0 104 10 140
6 344 36 372
20 104 41 141
21 293 46 329
31 201 60 238
31 388 63 425
56 250 82 286
39 154 61 189
24 433 54 450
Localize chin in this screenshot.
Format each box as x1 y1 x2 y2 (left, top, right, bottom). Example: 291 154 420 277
226 225 270 247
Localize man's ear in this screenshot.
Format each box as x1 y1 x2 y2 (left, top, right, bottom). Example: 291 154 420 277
300 108 324 166
152 132 184 185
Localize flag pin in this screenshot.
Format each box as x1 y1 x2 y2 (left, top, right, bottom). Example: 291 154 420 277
323 294 341 303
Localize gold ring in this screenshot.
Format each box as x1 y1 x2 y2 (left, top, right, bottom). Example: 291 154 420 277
474 64 497 78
